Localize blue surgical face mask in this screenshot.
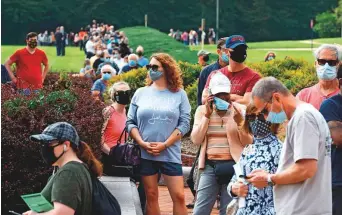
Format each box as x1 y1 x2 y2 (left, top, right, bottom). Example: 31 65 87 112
214 97 230 111
266 103 287 124
129 60 137 67
102 73 112 81
317 63 337 80
149 69 163 81
221 52 229 63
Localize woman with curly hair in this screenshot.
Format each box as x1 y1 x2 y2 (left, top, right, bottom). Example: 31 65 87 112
127 53 191 215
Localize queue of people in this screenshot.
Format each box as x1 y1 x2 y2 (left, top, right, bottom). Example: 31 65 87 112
3 28 342 215
169 27 216 46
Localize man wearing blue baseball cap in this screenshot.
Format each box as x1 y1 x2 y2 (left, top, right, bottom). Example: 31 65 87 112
203 35 261 105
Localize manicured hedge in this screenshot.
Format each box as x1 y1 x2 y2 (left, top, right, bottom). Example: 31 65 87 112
1 74 105 213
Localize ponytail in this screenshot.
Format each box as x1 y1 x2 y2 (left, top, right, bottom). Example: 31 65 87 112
74 141 103 177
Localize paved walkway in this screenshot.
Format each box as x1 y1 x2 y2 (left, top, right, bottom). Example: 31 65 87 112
159 186 219 215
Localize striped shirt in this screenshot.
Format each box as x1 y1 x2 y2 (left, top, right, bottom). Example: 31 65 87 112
206 110 232 160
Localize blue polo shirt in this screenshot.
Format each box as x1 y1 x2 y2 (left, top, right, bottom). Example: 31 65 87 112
320 94 342 187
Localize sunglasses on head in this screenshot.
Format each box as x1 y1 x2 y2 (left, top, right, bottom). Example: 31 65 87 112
317 59 339 66
146 64 159 71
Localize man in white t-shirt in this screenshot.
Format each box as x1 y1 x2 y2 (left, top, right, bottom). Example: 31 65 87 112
248 77 332 215
85 36 96 59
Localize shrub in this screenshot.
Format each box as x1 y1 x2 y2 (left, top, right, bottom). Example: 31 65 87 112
1 74 105 213
178 61 202 88
185 80 198 130
247 58 317 95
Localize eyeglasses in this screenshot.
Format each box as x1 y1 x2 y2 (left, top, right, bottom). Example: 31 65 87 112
317 59 339 66
103 71 112 74
146 64 159 71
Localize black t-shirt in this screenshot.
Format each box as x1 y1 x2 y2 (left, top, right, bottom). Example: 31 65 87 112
93 58 105 71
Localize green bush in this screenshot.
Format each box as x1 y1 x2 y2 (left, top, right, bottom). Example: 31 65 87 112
185 80 198 129
178 61 202 89
247 58 317 95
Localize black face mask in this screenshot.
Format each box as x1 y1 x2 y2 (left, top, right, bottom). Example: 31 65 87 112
137 51 143 57
249 119 272 137
40 142 65 166
28 40 38 49
230 45 247 63
114 91 130 105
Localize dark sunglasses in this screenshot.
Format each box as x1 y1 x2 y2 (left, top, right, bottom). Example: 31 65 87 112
103 71 112 74
146 64 159 71
317 59 339 66
246 113 266 122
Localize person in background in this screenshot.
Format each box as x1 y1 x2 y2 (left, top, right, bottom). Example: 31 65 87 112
197 50 210 67
189 30 195 46
204 35 261 105
265 52 276 62
93 49 107 72
79 28 87 51
208 28 216 45
55 27 63 56
43 30 49 46
119 31 129 45
168 29 175 38
181 31 189 46
91 64 115 101
74 33 80 47
4 32 49 95
127 53 191 215
248 77 332 215
112 48 126 72
23 122 102 215
320 67 342 215
191 72 246 215
79 59 95 79
136 46 149 67
49 32 55 46
120 54 141 74
60 26 67 56
90 47 102 68
175 30 182 42
38 32 44 46
86 36 96 59
227 103 282 215
197 38 228 106
297 44 340 109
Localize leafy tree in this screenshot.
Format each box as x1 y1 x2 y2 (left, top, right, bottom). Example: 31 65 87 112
314 11 339 38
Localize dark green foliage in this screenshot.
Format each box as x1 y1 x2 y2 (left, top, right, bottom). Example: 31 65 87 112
1 0 338 44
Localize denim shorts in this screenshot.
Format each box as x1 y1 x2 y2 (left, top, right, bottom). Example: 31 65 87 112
140 158 183 176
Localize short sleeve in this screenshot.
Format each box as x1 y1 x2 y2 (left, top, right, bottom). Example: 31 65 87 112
91 80 101 91
319 99 338 122
51 170 81 210
9 50 20 62
204 71 215 89
41 51 48 65
293 113 320 162
246 73 261 92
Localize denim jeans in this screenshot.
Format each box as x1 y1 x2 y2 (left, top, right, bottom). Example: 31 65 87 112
193 165 232 215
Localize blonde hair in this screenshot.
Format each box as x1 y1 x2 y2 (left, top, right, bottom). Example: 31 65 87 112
109 81 130 101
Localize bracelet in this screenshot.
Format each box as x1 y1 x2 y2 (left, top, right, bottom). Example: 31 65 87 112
164 143 168 149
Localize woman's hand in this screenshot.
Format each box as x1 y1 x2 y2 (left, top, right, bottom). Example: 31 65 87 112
23 210 38 215
150 142 166 156
204 95 214 118
141 141 154 155
231 182 248 197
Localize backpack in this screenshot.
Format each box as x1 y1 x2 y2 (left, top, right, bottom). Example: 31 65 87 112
90 174 121 215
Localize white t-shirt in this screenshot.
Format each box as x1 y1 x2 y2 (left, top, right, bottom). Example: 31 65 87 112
274 103 332 215
85 40 95 54
113 58 127 72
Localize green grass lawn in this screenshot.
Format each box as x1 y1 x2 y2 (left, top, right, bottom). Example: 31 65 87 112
1 45 85 72
2 27 340 72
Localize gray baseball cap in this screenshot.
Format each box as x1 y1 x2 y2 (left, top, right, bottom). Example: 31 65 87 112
197 50 211 57
30 122 80 146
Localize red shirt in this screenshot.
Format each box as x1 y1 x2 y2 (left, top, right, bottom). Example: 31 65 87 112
10 48 48 89
103 108 127 148
296 83 340 110
204 66 261 96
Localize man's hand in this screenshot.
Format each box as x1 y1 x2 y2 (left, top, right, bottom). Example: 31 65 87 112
204 95 214 118
247 169 269 189
150 142 167 156
232 182 248 197
11 76 17 84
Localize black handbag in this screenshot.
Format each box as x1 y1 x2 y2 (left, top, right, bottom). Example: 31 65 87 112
208 160 235 185
110 128 141 166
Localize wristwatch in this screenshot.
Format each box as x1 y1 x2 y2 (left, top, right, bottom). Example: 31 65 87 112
267 174 275 186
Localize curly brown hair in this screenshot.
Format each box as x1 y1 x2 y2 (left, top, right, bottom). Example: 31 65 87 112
146 53 183 92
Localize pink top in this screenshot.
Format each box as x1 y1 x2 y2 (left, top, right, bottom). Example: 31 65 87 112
296 84 340 110
103 107 127 148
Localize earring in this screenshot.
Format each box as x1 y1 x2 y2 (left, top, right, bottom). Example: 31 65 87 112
63 144 67 152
